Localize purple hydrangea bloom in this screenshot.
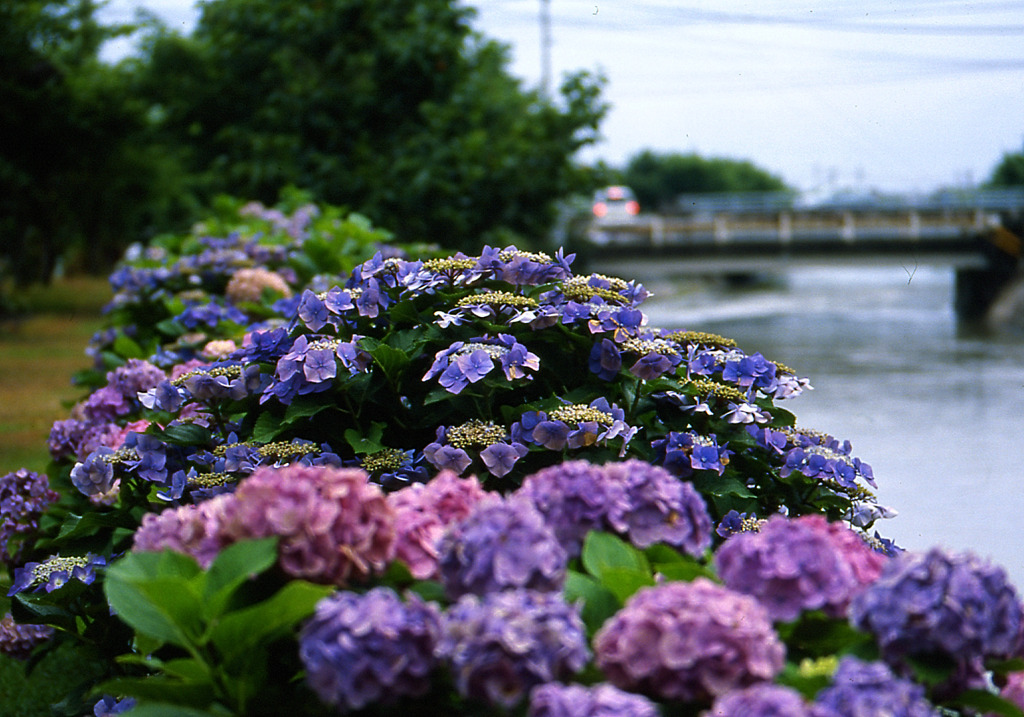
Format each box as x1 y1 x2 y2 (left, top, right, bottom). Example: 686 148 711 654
849 547 1022 663
709 683 818 717
714 514 863 622
515 460 629 557
299 587 442 711
814 656 940 717
528 682 660 717
593 578 784 702
653 430 730 478
0 613 54 660
437 495 567 599
0 468 59 567
479 441 529 478
92 696 138 716
70 449 117 496
588 338 622 380
438 589 590 709
602 460 713 556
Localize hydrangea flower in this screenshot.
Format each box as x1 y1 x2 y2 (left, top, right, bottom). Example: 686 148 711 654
514 398 636 455
999 671 1024 711
132 495 232 569
0 613 54 660
602 459 713 556
423 334 540 394
219 465 396 586
225 267 292 304
849 547 1022 664
437 495 566 599
515 460 629 557
593 578 785 702
708 683 818 717
813 656 940 717
653 430 731 478
387 470 488 579
299 587 442 712
438 589 590 709
8 553 106 595
527 682 660 717
714 515 872 622
92 695 138 716
0 468 59 567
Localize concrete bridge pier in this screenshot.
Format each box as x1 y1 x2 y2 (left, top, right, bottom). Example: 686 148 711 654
954 227 1022 325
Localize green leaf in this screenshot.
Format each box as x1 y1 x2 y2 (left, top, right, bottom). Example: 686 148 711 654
580 531 651 581
113 333 147 359
208 580 333 668
654 560 719 583
157 423 213 448
252 410 282 443
598 566 656 603
949 690 1024 717
120 705 227 717
94 676 216 710
202 537 279 620
564 570 620 634
371 342 411 384
104 551 206 648
282 396 331 427
105 576 205 648
344 422 386 454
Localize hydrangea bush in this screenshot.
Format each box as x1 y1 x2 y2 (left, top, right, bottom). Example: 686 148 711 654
3 196 1024 716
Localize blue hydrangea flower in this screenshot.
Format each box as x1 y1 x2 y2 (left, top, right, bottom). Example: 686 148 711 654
299 587 442 712
438 589 590 709
653 430 731 478
70 448 117 496
8 553 106 595
528 682 660 717
814 656 940 717
849 547 1022 663
437 495 567 599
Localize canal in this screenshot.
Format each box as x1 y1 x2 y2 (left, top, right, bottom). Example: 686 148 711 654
641 265 1024 588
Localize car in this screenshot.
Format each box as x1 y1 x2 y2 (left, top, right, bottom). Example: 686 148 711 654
592 185 640 222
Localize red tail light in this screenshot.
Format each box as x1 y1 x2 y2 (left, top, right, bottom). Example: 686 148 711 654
593 202 608 218
626 200 640 215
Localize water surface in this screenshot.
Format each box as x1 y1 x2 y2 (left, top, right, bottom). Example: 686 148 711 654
641 266 1024 586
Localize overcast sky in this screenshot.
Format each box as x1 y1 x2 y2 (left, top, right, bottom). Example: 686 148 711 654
99 0 1024 195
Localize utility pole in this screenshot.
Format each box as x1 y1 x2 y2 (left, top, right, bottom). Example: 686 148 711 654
540 0 552 97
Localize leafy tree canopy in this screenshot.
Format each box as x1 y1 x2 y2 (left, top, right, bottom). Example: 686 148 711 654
621 149 790 212
985 145 1024 187
0 0 187 287
131 0 609 251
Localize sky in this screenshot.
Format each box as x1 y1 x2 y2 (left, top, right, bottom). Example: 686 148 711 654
98 0 1024 195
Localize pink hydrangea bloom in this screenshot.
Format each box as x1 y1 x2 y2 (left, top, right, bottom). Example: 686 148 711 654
387 471 488 579
132 495 232 569
220 465 396 586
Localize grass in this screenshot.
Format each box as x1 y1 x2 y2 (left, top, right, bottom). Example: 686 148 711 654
1 276 112 716
0 276 111 473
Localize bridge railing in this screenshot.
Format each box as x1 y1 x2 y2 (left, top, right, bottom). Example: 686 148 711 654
668 188 1024 216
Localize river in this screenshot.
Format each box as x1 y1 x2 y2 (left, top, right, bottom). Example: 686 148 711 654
640 265 1024 588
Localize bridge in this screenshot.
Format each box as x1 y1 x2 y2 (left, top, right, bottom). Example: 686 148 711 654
583 189 1024 322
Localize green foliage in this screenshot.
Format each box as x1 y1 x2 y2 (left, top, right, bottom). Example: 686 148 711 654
132 0 609 252
0 0 192 288
986 145 1024 187
622 149 791 212
101 539 334 715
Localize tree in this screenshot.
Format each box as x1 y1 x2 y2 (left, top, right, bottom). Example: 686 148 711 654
621 150 789 212
986 145 1024 187
0 0 188 289
132 0 609 251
